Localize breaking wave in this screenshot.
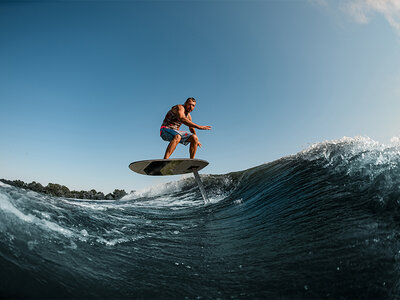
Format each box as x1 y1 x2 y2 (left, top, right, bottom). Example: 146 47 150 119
1 136 400 299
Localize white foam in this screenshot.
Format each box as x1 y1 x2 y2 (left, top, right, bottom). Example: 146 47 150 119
297 136 395 163
390 136 400 146
96 237 130 246
0 181 11 188
95 235 145 246
296 136 400 190
299 136 378 157
131 194 204 209
0 193 74 237
62 199 108 211
123 178 190 200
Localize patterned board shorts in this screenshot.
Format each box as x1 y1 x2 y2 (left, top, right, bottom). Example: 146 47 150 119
160 126 193 146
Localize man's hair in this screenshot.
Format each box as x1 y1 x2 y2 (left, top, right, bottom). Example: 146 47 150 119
185 97 196 103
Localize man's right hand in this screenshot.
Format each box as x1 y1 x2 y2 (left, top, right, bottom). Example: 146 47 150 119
199 125 212 130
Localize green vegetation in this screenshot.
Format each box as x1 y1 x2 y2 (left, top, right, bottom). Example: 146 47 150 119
0 179 128 200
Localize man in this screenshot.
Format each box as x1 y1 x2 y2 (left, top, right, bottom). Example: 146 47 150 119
160 97 211 159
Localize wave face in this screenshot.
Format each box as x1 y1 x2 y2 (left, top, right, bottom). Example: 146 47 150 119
1 136 400 299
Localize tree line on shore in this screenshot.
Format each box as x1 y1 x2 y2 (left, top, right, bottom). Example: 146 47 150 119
0 179 129 200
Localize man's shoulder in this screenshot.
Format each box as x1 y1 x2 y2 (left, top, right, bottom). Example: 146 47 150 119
172 104 184 112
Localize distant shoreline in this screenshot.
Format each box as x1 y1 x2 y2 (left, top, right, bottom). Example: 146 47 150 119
0 178 129 200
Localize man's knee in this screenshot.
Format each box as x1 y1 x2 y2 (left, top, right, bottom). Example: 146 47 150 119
190 134 198 143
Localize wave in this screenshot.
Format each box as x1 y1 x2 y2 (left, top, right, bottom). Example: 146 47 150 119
1 136 400 299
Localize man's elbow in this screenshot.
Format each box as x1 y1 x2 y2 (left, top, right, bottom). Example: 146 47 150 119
181 118 191 125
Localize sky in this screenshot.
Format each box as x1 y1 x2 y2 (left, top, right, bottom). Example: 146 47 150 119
1 0 400 193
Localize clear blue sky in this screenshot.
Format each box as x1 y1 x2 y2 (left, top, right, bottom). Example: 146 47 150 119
1 0 400 193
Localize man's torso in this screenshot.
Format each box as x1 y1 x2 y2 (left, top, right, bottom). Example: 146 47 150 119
161 105 190 130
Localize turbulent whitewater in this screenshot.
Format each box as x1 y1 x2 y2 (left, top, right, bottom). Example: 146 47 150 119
1 136 400 299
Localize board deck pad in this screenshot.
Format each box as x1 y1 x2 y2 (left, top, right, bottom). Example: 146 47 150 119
129 158 209 176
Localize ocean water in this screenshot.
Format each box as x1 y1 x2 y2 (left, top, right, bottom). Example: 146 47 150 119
1 136 400 299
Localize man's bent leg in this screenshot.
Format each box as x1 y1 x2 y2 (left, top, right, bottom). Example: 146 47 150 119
189 135 199 159
164 134 182 159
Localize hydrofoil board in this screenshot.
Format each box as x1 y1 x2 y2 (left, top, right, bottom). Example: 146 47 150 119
129 158 209 176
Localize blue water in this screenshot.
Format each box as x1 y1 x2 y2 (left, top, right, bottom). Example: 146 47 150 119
1 136 400 299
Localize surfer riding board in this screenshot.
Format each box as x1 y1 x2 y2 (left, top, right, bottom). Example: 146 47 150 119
129 97 212 203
